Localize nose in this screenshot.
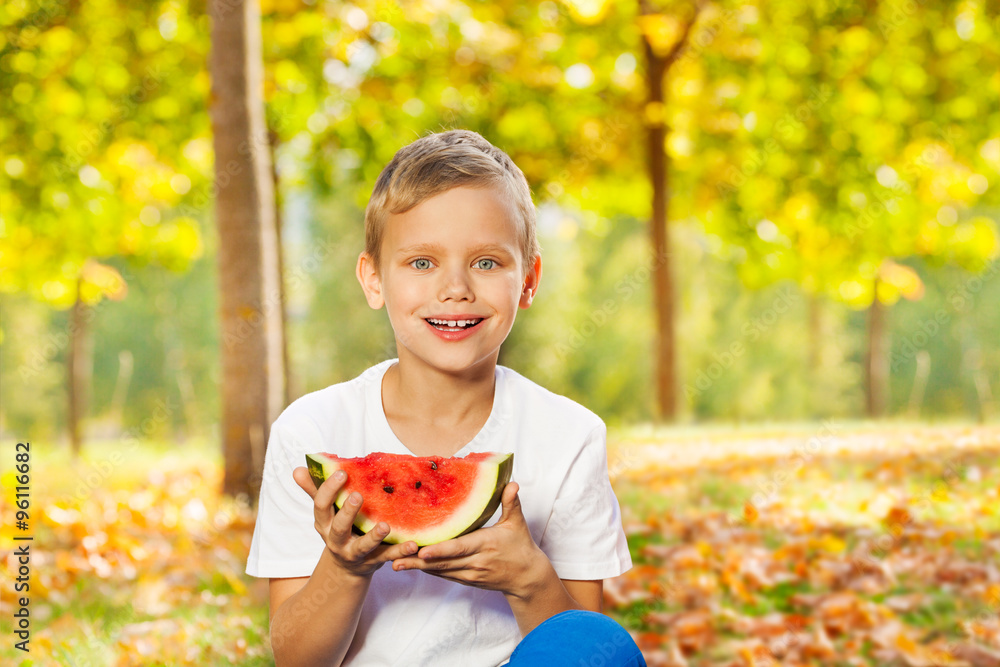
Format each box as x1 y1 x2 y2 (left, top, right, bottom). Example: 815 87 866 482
437 265 474 302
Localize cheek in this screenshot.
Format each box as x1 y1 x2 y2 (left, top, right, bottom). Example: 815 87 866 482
384 278 422 307
482 282 519 309
495 275 522 298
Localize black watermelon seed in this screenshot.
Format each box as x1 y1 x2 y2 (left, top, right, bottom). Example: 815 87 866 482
383 485 394 493
415 481 422 489
430 461 438 470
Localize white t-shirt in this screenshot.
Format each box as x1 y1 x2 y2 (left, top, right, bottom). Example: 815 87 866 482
246 359 632 666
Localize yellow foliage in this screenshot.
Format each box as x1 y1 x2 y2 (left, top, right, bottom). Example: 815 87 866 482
562 0 613 25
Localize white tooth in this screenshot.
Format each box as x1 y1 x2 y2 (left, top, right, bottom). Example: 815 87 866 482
428 318 480 327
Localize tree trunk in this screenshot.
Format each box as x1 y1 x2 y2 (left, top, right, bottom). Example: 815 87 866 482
906 350 930 419
268 126 294 406
973 369 995 423
807 294 821 373
109 349 134 430
67 277 92 457
209 0 285 500
638 2 701 421
807 294 821 415
865 284 888 418
643 38 677 421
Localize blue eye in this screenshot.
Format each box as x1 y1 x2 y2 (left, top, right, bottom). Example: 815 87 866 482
412 258 431 270
477 259 496 270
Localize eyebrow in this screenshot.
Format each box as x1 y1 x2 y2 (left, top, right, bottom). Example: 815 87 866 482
395 243 516 258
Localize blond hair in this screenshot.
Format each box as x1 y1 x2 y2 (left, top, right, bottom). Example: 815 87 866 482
363 130 540 276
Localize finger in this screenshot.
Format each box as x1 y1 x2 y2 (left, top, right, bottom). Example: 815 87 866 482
314 469 348 510
306 469 347 527
373 540 420 562
329 490 363 540
498 482 522 524
348 521 392 558
417 534 478 560
292 466 319 499
393 554 476 573
390 555 421 571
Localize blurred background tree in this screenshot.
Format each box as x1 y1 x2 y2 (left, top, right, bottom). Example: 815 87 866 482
685 0 1000 417
0 0 206 454
209 0 285 499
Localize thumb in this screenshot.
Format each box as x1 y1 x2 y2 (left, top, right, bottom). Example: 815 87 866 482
293 466 318 498
498 482 522 524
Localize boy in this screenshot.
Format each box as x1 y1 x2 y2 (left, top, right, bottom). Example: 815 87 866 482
246 130 638 666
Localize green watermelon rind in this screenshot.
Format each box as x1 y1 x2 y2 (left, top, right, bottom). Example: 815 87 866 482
305 452 514 546
306 456 366 537
453 453 513 540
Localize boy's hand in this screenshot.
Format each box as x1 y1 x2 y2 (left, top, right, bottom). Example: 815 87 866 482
389 482 552 599
293 466 419 579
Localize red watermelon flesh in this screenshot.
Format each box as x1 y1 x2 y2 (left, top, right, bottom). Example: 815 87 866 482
305 451 514 546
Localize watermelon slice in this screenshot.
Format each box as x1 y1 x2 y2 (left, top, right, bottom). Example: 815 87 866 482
305 451 514 546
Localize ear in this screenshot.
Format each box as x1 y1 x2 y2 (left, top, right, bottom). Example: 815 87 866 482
519 254 542 309
356 251 385 309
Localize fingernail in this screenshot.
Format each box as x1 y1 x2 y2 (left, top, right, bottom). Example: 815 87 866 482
349 492 361 504
334 471 346 481
378 524 389 535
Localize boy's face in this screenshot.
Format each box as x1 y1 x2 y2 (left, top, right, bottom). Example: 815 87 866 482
357 185 541 377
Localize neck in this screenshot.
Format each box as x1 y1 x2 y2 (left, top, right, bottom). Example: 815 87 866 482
383 356 498 427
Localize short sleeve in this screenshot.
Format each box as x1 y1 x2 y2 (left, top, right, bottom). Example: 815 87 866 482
246 423 327 578
537 423 632 581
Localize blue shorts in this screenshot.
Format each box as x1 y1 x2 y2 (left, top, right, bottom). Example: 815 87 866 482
508 610 646 666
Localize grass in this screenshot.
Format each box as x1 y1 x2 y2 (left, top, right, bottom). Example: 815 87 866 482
0 438 271 666
2 424 998 665
604 423 1000 663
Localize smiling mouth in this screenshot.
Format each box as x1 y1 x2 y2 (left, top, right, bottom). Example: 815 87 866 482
425 318 484 331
